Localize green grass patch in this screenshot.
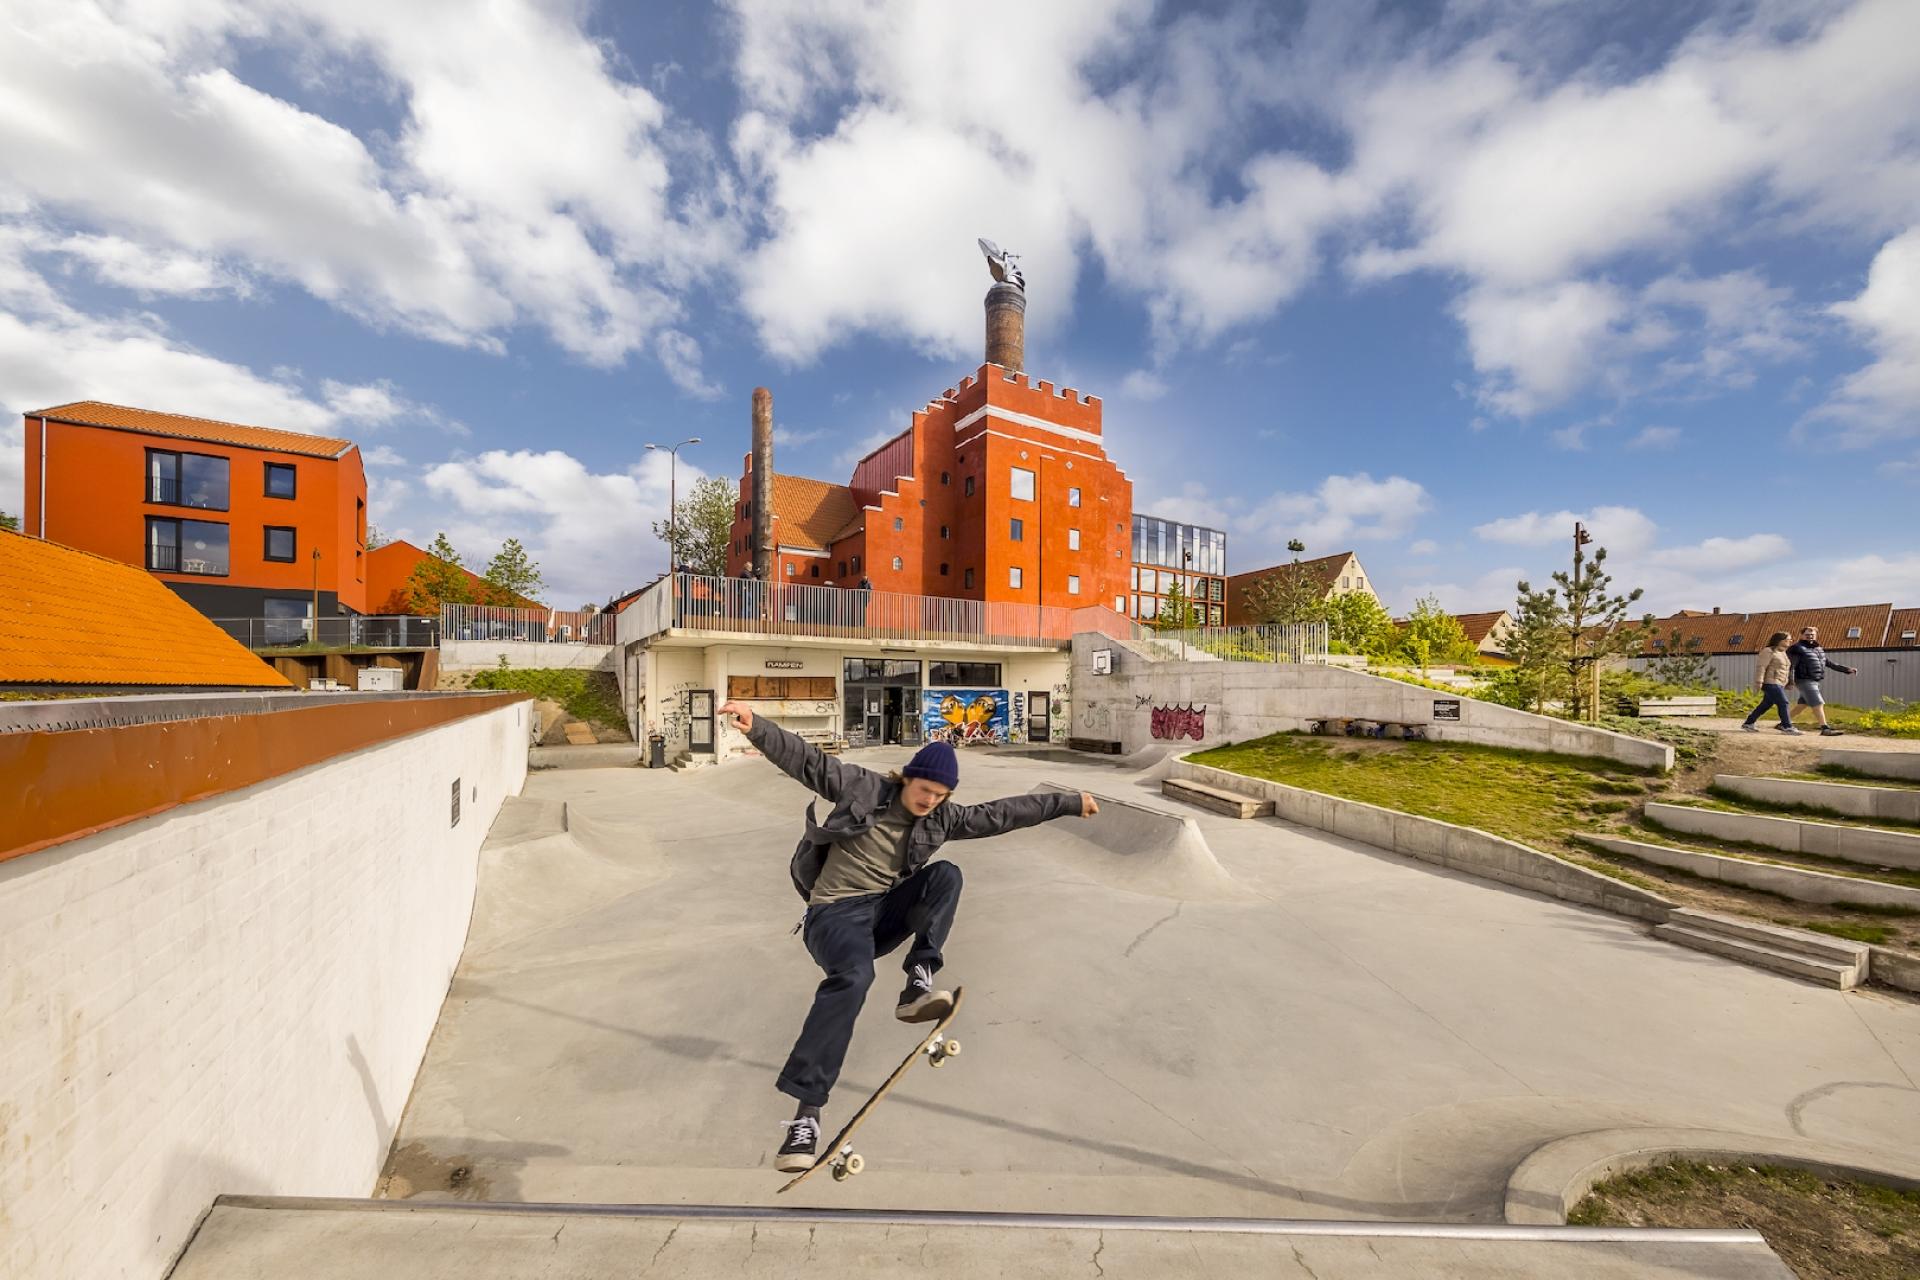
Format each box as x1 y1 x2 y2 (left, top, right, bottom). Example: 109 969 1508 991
1568 1159 1920 1280
1189 732 1651 852
1698 786 1920 833
469 668 624 729
1791 920 1895 945
1635 814 1920 891
1593 714 1718 768
1805 765 1920 790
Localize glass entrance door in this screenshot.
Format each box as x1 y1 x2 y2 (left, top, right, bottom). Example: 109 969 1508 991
1028 692 1050 743
688 689 715 753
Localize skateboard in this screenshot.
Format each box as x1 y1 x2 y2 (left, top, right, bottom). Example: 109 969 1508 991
777 986 966 1193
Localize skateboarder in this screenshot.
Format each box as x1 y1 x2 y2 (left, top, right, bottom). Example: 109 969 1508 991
717 700 1098 1173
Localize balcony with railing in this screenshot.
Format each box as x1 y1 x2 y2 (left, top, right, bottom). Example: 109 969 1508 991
613 572 1224 656
212 616 439 652
439 604 618 645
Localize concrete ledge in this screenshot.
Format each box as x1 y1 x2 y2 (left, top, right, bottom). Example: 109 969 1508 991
1869 945 1920 995
1823 748 1920 782
1162 777 1275 819
529 743 640 770
1504 1127 1920 1226
1716 774 1920 823
1644 802 1920 871
1171 759 1675 923
1576 833 1920 910
441 640 614 672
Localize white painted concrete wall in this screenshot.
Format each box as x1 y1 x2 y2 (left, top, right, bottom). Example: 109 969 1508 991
0 702 528 1280
1073 634 1673 770
440 639 614 672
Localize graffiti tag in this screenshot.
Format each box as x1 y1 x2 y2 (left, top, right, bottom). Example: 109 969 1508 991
1150 704 1207 741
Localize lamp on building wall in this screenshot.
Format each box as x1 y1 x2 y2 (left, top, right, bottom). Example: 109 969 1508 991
645 437 701 576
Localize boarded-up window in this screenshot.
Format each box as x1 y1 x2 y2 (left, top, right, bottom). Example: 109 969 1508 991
727 675 837 700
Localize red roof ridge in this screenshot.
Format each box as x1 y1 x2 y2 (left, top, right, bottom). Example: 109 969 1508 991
27 400 355 459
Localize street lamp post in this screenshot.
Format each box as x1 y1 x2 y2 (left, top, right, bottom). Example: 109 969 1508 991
645 437 701 577
310 547 321 645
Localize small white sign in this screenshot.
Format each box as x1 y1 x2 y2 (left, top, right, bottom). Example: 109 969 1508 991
765 660 805 669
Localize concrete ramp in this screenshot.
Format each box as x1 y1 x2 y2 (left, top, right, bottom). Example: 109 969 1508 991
1032 784 1248 902
171 1198 1792 1278
465 807 670 957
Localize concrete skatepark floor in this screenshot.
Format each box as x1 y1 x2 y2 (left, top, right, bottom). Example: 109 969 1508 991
369 748 1920 1220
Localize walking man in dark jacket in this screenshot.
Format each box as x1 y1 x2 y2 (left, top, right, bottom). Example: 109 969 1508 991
1787 625 1858 737
720 700 1098 1173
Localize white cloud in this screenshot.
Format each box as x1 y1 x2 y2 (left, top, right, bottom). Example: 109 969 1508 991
1454 281 1629 417
423 447 681 605
1119 370 1169 401
1390 565 1528 616
1810 225 1920 442
53 232 247 296
1474 505 1658 556
1137 480 1232 530
1628 426 1681 450
1408 538 1439 557
362 444 408 467
1236 472 1431 560
1648 534 1792 574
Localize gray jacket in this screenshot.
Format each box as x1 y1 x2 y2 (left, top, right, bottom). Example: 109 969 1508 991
744 716 1081 901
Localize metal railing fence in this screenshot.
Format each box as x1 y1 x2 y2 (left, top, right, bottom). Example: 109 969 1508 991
1145 622 1331 664
439 603 617 644
212 615 439 651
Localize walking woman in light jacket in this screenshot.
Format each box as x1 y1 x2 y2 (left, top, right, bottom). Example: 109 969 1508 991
1742 631 1801 734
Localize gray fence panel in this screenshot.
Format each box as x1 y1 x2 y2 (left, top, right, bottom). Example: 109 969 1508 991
1632 651 1920 708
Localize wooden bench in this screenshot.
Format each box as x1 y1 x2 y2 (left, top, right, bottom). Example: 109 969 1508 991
1163 777 1275 819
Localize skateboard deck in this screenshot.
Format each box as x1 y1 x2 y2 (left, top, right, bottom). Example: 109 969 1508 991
777 986 966 1193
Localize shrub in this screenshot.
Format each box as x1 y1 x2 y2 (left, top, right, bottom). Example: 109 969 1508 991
1860 697 1920 739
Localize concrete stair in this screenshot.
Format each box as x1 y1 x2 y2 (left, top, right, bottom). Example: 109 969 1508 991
1643 801 1920 871
1162 777 1275 819
1715 773 1920 823
1654 907 1868 989
669 750 717 773
1823 747 1920 782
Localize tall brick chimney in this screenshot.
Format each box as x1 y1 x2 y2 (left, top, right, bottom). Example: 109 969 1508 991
985 281 1025 371
751 386 774 580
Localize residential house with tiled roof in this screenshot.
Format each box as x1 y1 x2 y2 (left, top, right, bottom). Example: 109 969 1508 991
1224 551 1377 626
1641 604 1899 654
365 540 544 613
21 401 369 627
1452 610 1517 658
0 529 292 691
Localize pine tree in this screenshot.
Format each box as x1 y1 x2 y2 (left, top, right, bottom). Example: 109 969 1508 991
481 537 544 606
1506 580 1570 713
1554 542 1651 721
1156 578 1198 632
0 510 18 532
1245 539 1327 626
1649 626 1714 687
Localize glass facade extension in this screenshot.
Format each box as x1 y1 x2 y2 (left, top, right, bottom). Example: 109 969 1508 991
1129 514 1227 625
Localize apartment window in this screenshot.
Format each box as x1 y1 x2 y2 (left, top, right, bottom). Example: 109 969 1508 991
1010 566 1023 589
929 661 1002 686
940 525 950 539
1211 606 1224 625
1141 569 1157 593
964 476 975 497
145 449 229 511
839 560 847 577
1068 487 1081 507
1010 518 1024 542
1728 633 1745 647
1340 576 1350 589
941 471 950 485
964 568 975 589
1067 575 1081 595
1010 467 1035 501
1847 626 1862 639
1210 579 1224 601
809 564 819 578
785 563 795 577
851 555 862 573
939 563 949 576
1068 528 1080 551
1141 595 1159 620
1114 596 1125 612
893 516 903 531
265 462 297 499
892 556 904 571
264 525 296 563
146 517 228 575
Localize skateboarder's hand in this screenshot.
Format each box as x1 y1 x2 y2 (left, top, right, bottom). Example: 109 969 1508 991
719 700 753 732
1080 792 1099 818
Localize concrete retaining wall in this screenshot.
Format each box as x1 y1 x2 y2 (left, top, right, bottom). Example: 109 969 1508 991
1577 833 1920 910
1644 802 1920 871
1075 634 1672 771
1870 946 1920 994
1716 774 1920 823
441 640 614 672
1169 759 1674 923
1823 748 1920 782
0 703 527 1280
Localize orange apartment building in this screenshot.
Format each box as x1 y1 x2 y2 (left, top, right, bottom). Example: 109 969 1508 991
21 402 369 626
725 366 1133 614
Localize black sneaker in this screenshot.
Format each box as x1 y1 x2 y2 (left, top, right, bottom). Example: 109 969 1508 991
775 1116 820 1173
1821 726 1846 737
896 963 953 1023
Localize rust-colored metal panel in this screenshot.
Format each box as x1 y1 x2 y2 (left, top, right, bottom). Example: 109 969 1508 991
727 675 756 699
1 692 526 864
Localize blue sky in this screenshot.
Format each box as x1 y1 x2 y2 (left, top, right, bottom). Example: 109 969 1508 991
1 0 1915 613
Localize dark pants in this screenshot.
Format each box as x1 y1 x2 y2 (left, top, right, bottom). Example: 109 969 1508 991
776 860 963 1107
1744 683 1792 728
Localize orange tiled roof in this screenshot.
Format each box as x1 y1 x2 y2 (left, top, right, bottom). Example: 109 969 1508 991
1891 609 1920 647
28 401 355 459
1642 604 1896 653
1452 610 1511 646
1224 552 1355 624
769 474 862 551
0 531 293 688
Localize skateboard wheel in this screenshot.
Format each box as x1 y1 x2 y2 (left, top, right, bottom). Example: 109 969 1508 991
942 1039 961 1057
844 1153 865 1176
929 1054 946 1068
831 1162 850 1181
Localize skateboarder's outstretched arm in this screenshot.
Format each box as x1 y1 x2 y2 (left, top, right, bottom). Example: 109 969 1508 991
721 701 868 803
945 789 1096 839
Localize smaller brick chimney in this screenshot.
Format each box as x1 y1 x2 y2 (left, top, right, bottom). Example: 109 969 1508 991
751 387 773 580
985 282 1025 371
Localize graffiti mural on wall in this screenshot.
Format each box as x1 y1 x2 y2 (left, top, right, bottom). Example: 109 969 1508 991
1010 691 1027 745
923 689 1011 746
1150 704 1207 741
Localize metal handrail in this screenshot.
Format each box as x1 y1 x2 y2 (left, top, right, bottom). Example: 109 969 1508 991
439 603 617 644
211 616 439 651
